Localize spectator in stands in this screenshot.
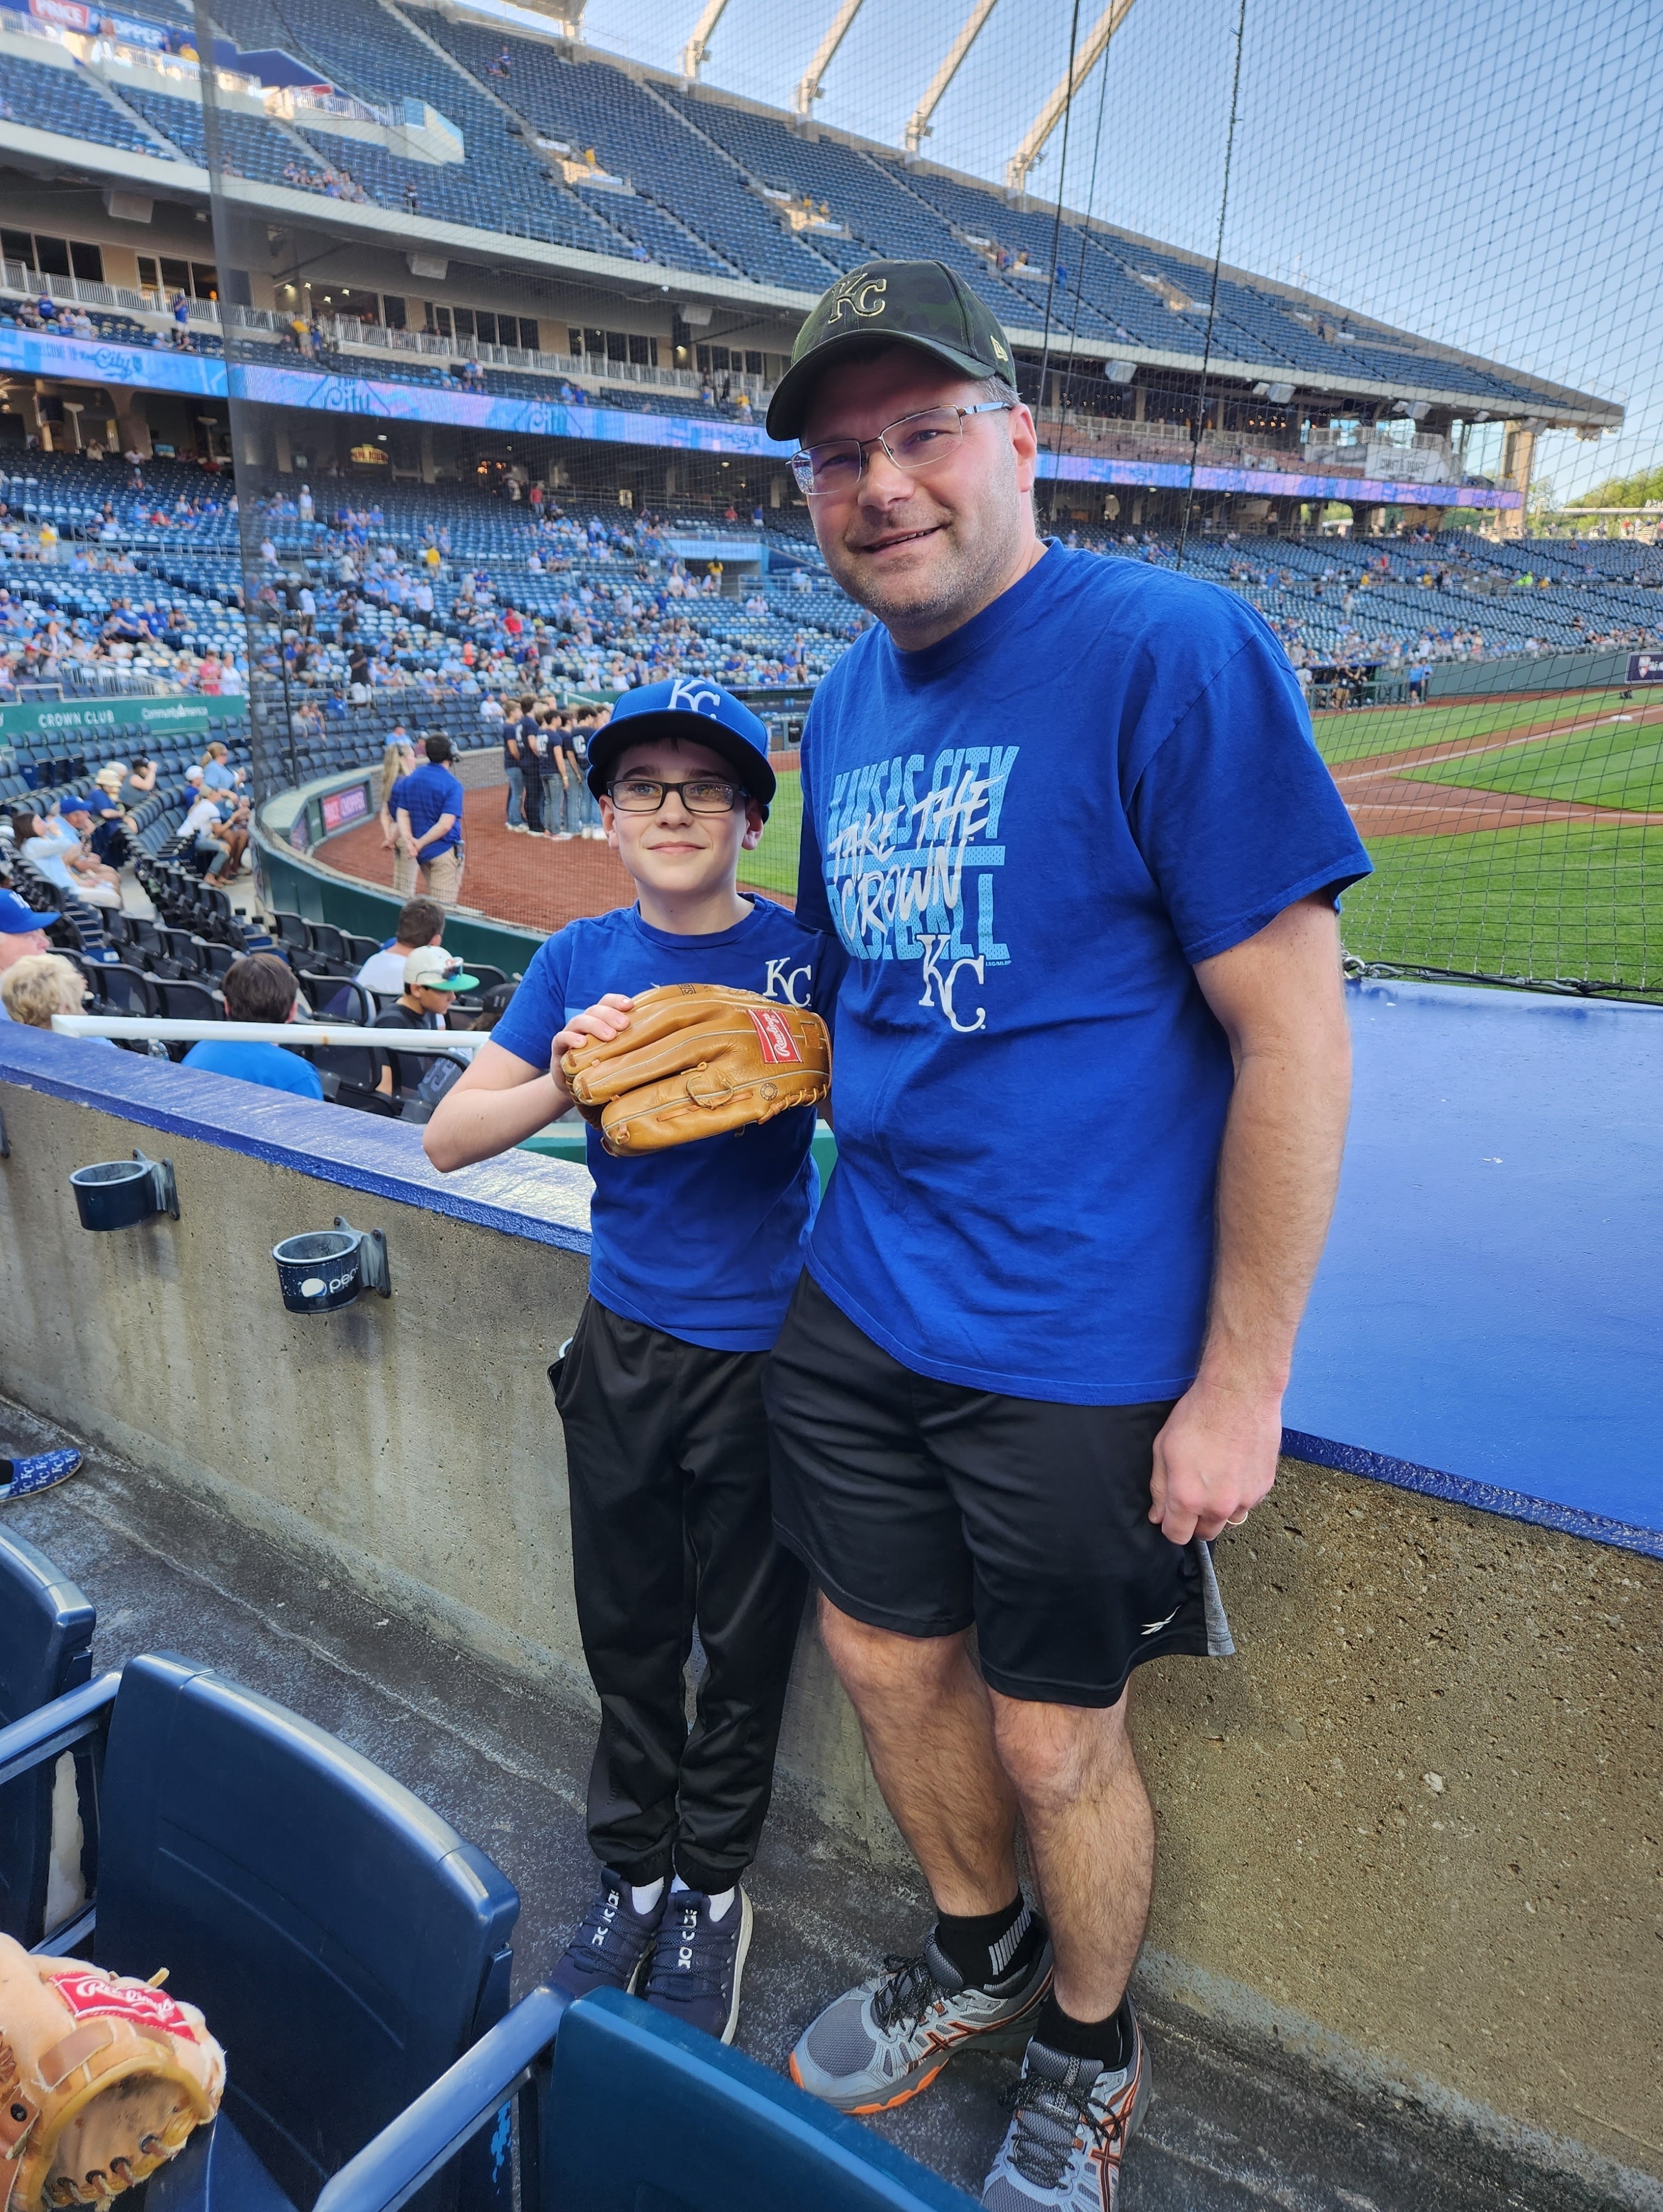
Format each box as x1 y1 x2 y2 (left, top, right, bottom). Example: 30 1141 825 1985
372 945 476 1098
0 889 57 1016
356 896 446 998
1 952 105 1037
24 801 121 909
182 954 324 1099
179 778 236 880
81 788 132 870
396 732 466 905
201 740 241 793
118 757 157 811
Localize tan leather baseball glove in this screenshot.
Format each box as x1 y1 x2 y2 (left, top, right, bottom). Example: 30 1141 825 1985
560 982 830 1157
0 1934 226 2211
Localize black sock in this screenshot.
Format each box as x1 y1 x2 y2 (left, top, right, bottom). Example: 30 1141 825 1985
1034 1989 1134 2072
933 1894 1043 1987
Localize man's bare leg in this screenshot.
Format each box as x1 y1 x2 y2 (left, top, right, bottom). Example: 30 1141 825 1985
989 1686 1153 2021
817 1595 1020 1915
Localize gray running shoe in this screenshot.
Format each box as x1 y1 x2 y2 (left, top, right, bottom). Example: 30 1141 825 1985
981 2012 1149 2210
789 1925 1052 2116
547 1868 665 2003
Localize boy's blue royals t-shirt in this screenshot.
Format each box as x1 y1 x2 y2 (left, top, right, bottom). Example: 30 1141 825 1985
794 543 1371 1406
493 898 844 1352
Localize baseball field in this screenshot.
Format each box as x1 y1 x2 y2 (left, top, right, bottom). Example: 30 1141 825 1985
734 686 1663 990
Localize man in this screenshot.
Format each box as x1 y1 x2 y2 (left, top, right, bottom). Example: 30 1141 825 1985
760 263 1370 2208
24 800 122 909
182 955 324 1098
355 896 446 1000
396 733 466 906
201 741 241 793
372 945 475 1099
0 887 57 1017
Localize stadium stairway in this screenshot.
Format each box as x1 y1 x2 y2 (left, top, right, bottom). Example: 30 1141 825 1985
0 1392 1623 2212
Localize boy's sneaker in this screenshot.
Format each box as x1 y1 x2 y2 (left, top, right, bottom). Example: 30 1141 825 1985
643 1885 752 2044
0 1449 82 1502
981 2011 1148 2210
789 1928 1052 2115
547 1869 666 2002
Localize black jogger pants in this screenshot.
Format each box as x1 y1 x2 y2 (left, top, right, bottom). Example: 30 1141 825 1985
551 1297 808 1894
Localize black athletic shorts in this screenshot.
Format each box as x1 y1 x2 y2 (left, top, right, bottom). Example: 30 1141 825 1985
764 1272 1233 1708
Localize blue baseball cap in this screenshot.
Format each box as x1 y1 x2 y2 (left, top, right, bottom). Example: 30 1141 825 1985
0 888 57 932
72 791 119 817
585 679 776 814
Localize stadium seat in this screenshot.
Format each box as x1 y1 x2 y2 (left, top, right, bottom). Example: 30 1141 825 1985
0 1652 519 2212
0 1530 95 1949
314 1985 977 2212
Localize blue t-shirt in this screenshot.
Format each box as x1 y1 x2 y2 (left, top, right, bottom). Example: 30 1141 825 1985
493 899 844 1352
794 544 1371 1405
399 762 465 855
182 1038 325 1099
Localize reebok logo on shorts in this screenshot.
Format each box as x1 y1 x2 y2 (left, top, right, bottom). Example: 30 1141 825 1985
748 1006 802 1066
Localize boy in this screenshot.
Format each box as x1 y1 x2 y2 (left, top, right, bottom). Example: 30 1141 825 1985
424 680 840 2045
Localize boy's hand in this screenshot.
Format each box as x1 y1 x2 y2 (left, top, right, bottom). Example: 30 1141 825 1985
553 993 634 1067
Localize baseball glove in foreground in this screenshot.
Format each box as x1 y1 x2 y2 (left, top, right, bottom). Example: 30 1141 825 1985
0 1934 225 2210
562 983 830 1156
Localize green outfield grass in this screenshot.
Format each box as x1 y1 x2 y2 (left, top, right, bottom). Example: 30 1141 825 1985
741 736 1662 992
739 766 803 897
1340 819 1663 987
1396 717 1663 812
1312 687 1640 768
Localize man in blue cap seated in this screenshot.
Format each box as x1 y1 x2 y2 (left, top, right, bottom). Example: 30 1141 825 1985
424 677 844 2048
0 888 58 1017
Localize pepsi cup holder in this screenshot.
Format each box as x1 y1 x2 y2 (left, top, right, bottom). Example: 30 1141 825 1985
70 1149 179 1231
272 1215 391 1316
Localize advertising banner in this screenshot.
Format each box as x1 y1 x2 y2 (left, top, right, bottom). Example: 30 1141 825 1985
0 694 235 741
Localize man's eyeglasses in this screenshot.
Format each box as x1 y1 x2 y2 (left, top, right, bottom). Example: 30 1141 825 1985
790 401 1016 499
607 777 746 814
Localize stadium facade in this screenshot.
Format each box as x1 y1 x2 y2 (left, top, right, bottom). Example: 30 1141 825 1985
0 0 1622 538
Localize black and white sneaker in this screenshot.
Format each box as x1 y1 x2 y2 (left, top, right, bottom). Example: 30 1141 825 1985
547 1868 666 2003
643 1885 753 2043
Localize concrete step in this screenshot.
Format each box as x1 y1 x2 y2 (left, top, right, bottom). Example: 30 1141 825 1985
0 1396 1639 2212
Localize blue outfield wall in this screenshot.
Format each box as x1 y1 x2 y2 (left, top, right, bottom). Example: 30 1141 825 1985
0 328 1522 508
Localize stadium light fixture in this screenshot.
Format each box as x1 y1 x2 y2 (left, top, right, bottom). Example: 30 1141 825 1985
1007 0 1140 196
794 0 869 117
680 0 733 80
905 0 1001 156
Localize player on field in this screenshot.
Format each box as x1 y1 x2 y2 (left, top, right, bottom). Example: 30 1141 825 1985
424 679 842 2046
762 262 1371 2207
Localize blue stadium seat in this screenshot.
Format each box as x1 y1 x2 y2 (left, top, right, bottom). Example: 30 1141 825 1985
0 1652 518 2212
0 1529 95 1948
316 1986 977 2212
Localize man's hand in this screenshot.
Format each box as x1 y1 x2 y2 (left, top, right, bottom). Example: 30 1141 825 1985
1149 1378 1283 1545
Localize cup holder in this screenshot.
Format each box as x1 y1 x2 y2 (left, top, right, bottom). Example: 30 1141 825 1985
70 1150 178 1231
272 1216 391 1314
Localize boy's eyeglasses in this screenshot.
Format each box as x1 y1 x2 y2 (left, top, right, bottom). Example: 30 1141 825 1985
607 777 745 814
790 400 1016 499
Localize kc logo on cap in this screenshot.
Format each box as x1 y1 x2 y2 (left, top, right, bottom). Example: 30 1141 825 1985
827 273 887 323
667 679 724 717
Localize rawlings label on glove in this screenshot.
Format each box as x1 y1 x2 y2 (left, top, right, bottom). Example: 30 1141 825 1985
0 1934 225 2211
561 983 830 1157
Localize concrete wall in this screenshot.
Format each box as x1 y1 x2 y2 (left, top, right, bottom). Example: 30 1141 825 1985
1 1037 1657 2204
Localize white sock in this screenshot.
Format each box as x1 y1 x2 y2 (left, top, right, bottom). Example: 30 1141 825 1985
670 1875 736 1922
630 1879 664 1914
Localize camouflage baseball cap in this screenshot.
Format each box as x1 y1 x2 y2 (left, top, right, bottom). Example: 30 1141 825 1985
766 259 1015 442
